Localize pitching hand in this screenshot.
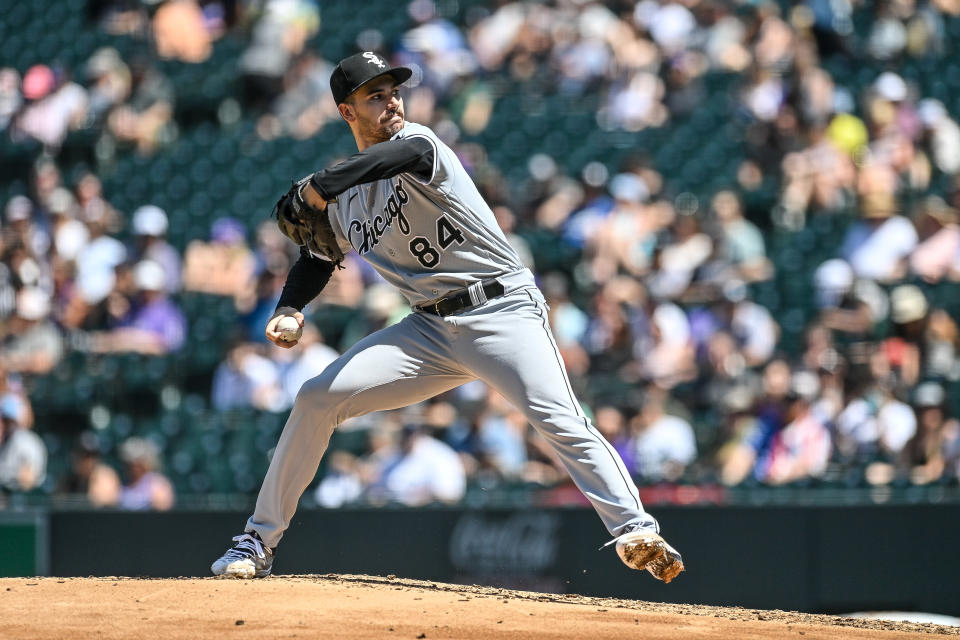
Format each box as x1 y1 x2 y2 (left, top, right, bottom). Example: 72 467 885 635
266 307 305 348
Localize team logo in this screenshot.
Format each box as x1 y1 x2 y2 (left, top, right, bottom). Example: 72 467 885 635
349 179 410 254
363 52 386 69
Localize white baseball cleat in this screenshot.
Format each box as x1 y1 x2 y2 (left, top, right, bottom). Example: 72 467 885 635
211 532 274 578
612 529 685 583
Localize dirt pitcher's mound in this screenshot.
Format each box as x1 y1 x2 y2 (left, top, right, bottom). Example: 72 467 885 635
1 575 957 640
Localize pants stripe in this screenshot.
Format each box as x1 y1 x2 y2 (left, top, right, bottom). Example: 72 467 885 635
525 290 642 513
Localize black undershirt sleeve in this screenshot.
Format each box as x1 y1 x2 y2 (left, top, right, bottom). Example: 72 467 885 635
275 247 336 311
309 136 435 200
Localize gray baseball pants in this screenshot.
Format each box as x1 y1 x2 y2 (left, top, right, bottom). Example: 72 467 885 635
246 287 657 547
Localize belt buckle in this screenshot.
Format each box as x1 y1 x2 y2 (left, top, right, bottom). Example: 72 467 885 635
433 297 446 316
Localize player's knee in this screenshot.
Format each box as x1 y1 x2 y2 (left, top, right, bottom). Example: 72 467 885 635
294 374 337 408
295 373 359 420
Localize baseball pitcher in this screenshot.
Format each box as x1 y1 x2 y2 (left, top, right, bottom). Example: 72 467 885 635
211 52 684 583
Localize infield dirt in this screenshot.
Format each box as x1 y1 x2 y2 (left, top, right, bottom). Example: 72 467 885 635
1 574 957 639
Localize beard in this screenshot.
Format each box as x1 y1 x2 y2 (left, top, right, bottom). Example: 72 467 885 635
359 108 404 143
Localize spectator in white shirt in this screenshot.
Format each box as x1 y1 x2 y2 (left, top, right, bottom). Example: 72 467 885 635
0 394 46 492
629 386 696 482
384 424 466 505
839 170 918 282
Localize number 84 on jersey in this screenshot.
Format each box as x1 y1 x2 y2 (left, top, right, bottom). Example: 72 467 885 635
409 215 464 268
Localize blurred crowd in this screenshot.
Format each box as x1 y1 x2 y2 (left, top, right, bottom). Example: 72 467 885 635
2 0 960 508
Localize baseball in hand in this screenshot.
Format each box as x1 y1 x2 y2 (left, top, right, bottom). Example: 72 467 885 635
276 316 302 342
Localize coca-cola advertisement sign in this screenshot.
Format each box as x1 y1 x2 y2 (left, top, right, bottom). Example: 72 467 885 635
449 512 559 574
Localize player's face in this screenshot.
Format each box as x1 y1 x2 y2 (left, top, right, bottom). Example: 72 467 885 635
346 77 405 144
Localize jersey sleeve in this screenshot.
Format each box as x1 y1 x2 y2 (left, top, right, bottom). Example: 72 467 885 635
394 126 452 190
309 137 435 200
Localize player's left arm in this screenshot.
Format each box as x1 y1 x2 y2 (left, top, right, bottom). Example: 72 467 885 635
300 137 435 209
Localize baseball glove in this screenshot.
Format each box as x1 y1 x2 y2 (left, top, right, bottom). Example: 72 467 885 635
273 176 345 266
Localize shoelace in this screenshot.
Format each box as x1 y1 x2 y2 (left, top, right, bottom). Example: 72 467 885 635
599 528 660 551
225 534 267 560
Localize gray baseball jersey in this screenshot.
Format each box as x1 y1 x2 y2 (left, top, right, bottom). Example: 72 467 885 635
243 121 659 551
326 122 529 305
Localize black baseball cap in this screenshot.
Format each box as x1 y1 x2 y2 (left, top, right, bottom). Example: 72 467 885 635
330 52 412 105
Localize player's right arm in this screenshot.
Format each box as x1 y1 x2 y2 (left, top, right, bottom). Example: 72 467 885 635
265 247 335 348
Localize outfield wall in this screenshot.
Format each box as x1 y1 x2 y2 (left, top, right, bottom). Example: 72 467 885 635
1 504 956 615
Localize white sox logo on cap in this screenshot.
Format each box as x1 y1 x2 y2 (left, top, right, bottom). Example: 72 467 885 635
363 52 386 69
331 53 411 105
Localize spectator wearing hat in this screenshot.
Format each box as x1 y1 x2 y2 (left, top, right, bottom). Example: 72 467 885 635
129 205 180 293
873 382 918 462
902 382 960 485
118 437 174 510
881 284 928 389
46 187 89 263
909 196 960 283
11 63 88 150
839 163 918 283
3 194 51 262
871 72 922 138
74 197 127 309
0 394 46 492
84 47 132 126
917 98 960 175
0 287 64 375
57 431 121 507
90 260 186 354
815 259 888 359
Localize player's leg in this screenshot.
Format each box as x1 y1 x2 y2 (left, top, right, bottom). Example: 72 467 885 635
212 312 472 577
453 288 683 580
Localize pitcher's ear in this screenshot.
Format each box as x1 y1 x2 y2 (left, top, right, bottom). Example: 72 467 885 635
338 102 356 122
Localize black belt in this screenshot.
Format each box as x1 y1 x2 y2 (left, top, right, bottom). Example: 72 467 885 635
415 279 505 317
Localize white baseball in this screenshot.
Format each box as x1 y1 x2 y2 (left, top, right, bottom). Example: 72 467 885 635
276 316 302 342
